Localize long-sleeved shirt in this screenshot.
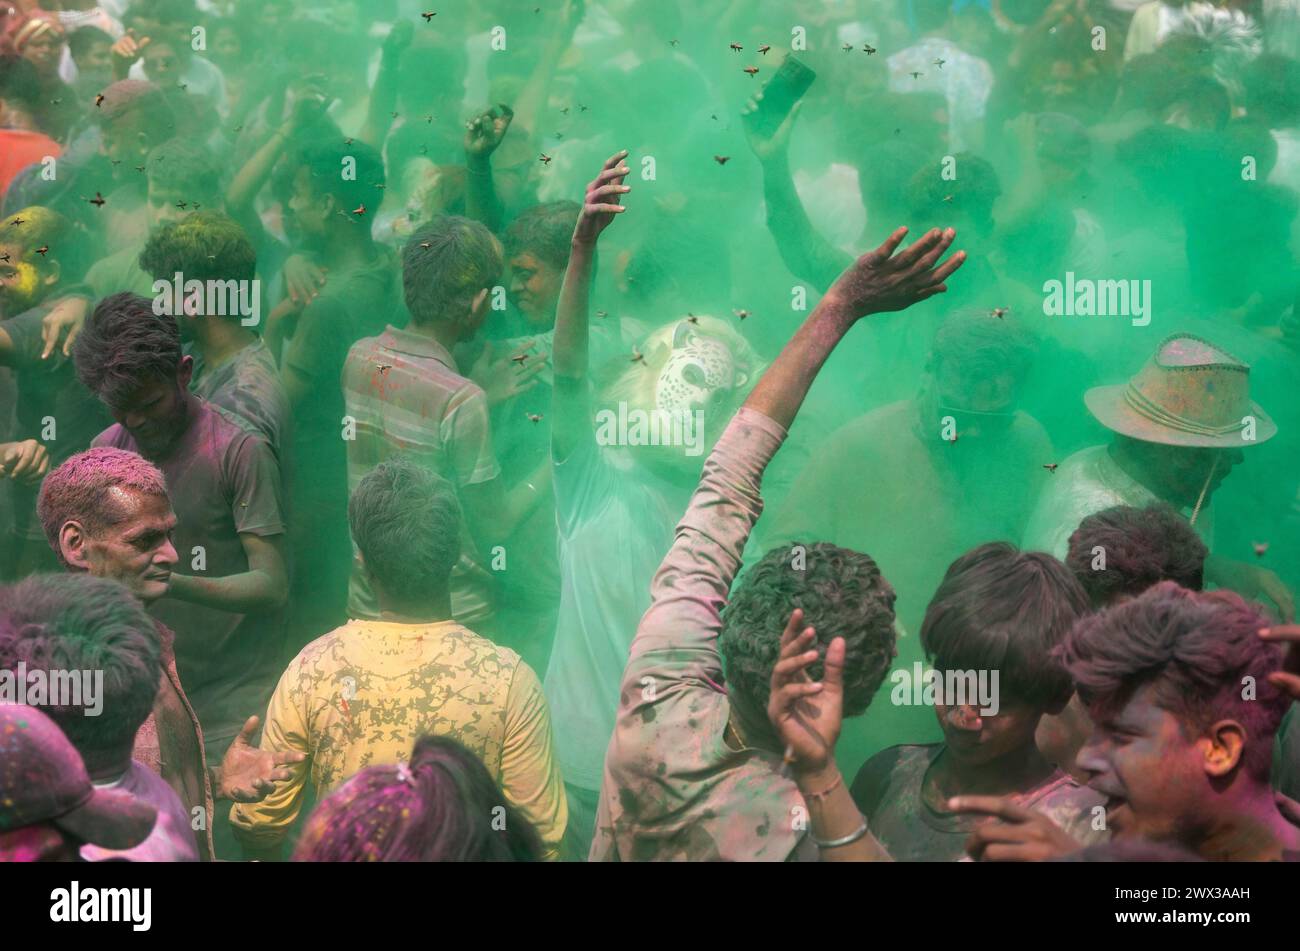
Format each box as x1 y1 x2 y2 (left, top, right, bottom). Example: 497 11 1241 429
230 618 566 859
591 408 817 861
131 620 215 861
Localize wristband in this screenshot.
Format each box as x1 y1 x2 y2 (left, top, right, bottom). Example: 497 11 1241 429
812 818 869 850
799 770 842 803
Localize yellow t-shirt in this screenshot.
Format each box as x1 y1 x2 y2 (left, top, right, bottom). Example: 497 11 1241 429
230 619 566 859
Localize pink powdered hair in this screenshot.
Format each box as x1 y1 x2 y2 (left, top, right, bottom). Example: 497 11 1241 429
37 447 169 568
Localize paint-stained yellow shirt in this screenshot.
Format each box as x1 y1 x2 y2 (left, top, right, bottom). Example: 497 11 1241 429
230 619 566 859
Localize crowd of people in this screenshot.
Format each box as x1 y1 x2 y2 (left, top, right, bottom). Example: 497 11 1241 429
1 0 1299 863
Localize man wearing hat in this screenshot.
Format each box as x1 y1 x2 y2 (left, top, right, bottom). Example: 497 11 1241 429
0 703 156 862
1023 333 1293 621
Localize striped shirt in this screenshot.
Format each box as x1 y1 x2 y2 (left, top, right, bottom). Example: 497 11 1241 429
341 325 500 623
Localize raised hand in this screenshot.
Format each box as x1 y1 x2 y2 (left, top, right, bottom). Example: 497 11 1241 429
110 29 150 78
281 76 332 136
826 226 965 320
741 93 802 164
464 104 515 159
572 150 631 247
767 608 843 775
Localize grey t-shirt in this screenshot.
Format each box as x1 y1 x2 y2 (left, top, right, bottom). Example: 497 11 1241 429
189 338 291 457
852 743 1109 861
94 400 286 744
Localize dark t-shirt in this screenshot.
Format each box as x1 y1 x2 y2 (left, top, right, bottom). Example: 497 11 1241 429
285 246 400 513
93 399 286 743
280 249 399 641
189 338 292 457
1 300 110 542
852 743 1108 861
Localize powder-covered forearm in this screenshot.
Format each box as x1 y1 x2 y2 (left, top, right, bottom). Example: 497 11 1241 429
626 408 788 674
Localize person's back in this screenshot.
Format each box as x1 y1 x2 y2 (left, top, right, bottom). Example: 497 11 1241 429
341 327 496 623
189 337 290 455
545 435 691 795
0 57 62 194
279 140 399 643
285 245 398 467
137 208 292 457
231 459 566 859
234 616 555 841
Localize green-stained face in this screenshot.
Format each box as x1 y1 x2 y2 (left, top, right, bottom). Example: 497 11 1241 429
508 251 564 327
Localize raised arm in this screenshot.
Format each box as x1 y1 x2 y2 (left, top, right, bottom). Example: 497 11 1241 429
463 105 514 233
361 20 412 151
627 226 965 673
507 0 585 153
742 93 852 289
226 89 331 225
550 150 630 460
745 226 964 429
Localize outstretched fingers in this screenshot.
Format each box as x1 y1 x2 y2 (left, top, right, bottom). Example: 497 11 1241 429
821 636 846 692
891 227 944 269
924 249 967 287
778 608 806 650
601 149 630 173
949 794 1038 824
908 228 955 275
588 182 630 202
870 226 910 262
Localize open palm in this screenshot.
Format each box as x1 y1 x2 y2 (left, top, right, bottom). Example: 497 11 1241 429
767 609 844 774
